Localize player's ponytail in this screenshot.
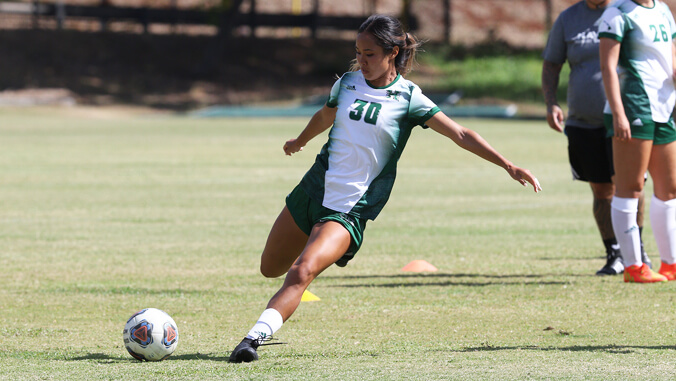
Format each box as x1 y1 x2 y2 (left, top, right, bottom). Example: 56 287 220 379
398 31 420 76
352 14 421 76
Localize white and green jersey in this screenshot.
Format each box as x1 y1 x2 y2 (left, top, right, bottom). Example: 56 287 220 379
598 0 676 123
299 71 440 220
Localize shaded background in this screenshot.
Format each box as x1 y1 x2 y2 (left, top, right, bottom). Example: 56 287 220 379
2 0 675 109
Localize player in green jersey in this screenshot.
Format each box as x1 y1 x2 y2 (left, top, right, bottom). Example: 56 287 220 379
542 0 653 276
599 0 676 282
229 14 542 363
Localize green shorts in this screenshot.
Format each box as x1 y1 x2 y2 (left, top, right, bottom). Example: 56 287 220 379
285 185 367 266
604 114 676 145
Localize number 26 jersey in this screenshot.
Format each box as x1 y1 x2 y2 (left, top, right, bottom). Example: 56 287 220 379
598 0 676 123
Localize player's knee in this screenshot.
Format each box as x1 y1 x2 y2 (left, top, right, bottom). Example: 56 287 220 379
615 182 644 198
287 263 317 287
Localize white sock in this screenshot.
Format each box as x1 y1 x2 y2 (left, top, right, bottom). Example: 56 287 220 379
611 197 641 267
650 195 676 265
246 308 283 341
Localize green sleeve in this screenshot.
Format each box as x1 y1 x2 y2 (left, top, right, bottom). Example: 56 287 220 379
326 77 342 108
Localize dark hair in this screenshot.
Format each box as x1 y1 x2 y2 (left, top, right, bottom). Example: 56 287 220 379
351 14 421 76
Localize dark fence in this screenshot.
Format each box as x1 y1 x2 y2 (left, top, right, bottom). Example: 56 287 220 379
0 1 416 37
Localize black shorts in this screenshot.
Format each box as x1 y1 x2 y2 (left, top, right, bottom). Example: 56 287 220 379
565 125 613 183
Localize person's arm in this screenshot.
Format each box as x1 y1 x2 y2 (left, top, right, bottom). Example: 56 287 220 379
599 37 630 140
425 112 542 192
541 60 565 132
283 105 337 155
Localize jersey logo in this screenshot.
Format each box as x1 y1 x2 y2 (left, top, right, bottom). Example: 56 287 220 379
631 118 643 127
572 29 599 44
386 90 402 100
343 84 356 91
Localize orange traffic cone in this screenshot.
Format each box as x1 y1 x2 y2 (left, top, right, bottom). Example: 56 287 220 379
401 260 438 272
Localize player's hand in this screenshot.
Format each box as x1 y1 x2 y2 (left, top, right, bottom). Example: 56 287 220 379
283 139 304 155
546 105 564 133
507 166 542 193
613 114 631 141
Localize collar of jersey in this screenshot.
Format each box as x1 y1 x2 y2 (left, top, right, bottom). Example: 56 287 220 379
365 73 401 89
631 0 655 9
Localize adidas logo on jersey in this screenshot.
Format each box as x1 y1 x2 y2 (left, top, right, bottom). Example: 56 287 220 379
631 118 643 126
343 84 356 91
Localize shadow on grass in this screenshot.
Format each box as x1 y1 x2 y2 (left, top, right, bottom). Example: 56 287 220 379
538 256 602 261
68 353 130 362
322 272 593 288
458 344 676 353
68 352 229 362
330 280 571 288
324 273 589 280
168 353 230 361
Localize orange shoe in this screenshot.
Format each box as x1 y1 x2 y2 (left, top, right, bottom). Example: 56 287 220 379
658 262 676 281
623 264 668 283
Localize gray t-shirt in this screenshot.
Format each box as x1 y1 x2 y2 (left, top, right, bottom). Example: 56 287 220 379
543 0 606 129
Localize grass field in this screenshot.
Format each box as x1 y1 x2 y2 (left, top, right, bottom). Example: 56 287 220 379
0 106 674 380
412 47 571 104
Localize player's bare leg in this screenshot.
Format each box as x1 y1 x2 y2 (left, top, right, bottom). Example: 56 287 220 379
266 220 351 320
259 206 309 278
612 138 665 282
230 221 351 362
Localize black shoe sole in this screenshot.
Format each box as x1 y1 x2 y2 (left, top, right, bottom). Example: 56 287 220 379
229 348 258 363
229 339 259 363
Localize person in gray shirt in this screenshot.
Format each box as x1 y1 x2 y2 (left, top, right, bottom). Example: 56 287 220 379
541 0 650 275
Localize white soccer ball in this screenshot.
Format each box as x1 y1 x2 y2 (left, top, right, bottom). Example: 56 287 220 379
122 308 179 361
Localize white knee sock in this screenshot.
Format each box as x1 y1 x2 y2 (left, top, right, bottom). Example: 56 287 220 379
650 195 676 265
246 308 283 341
611 197 641 267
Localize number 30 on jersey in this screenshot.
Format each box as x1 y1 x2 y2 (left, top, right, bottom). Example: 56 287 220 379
349 99 382 125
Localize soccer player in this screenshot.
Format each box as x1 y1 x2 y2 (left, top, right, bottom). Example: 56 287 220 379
228 14 542 362
599 0 676 282
542 0 651 276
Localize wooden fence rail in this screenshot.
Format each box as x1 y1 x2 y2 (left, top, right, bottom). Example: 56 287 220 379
0 1 408 37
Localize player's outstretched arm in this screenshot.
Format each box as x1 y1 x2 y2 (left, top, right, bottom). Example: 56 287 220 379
284 105 337 155
426 112 542 193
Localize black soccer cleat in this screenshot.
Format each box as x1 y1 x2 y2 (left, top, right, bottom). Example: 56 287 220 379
596 249 624 276
229 336 285 363
229 338 260 363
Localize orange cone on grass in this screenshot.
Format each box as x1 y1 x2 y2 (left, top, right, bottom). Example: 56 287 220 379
401 260 438 272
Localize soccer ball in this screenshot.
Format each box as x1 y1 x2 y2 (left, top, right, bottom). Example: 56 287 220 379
123 308 179 361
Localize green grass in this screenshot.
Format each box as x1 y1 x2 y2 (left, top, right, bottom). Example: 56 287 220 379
412 46 571 103
0 107 674 380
